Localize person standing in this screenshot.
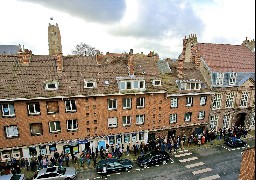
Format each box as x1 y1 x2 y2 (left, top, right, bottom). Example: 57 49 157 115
25 158 29 171
65 154 69 167
126 143 130 156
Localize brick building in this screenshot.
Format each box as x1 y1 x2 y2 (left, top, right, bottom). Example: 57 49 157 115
182 34 255 131
0 24 213 162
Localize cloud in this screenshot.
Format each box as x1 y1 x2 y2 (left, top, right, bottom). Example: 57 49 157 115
109 0 205 39
18 0 126 24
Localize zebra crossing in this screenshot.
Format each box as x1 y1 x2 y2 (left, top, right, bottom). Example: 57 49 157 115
173 150 220 180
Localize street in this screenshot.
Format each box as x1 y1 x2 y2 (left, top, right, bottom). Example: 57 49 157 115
76 138 255 180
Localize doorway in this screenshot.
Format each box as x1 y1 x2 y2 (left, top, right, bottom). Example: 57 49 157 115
236 113 247 127
168 129 176 140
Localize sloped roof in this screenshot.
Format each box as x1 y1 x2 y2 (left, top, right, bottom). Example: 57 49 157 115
0 45 20 55
239 147 255 180
0 54 165 99
198 43 255 73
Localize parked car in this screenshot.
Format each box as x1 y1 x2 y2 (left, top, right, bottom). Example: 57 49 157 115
225 137 247 148
96 158 133 174
33 166 77 180
0 174 25 180
137 150 170 168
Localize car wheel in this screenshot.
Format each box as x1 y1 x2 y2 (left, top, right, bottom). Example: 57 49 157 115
143 164 147 168
124 167 129 172
65 178 72 180
163 160 167 165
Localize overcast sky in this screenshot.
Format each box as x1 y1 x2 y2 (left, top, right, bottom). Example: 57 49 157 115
0 0 255 59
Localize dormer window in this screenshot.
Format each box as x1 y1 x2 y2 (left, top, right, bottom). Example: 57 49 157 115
152 80 162 86
216 73 224 86
45 81 58 91
84 80 97 88
119 80 145 91
179 82 201 90
229 72 237 85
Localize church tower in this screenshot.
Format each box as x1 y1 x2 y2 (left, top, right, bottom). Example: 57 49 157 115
48 23 62 55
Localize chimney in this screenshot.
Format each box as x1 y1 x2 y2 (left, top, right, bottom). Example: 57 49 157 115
56 53 63 73
17 48 32 65
128 55 134 75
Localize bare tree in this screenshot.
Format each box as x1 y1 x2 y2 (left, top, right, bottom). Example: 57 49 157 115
71 43 98 56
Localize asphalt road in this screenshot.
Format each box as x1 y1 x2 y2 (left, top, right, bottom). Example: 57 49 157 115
77 138 255 180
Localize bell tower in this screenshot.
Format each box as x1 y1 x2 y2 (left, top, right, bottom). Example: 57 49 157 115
48 23 62 55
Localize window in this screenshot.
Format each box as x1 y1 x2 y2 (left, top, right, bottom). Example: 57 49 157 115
216 72 224 85
124 134 130 143
212 93 222 110
180 82 201 90
108 117 117 128
27 102 40 115
94 120 97 124
30 123 43 136
136 97 145 108
84 80 97 88
225 92 235 108
152 80 161 86
46 101 59 114
186 97 193 107
170 98 178 108
240 92 249 107
198 111 205 120
108 99 117 110
139 132 144 140
229 72 237 85
180 83 186 90
45 81 58 90
210 114 219 131
67 119 78 131
5 125 19 138
169 114 177 124
200 96 207 106
132 133 137 142
122 116 131 126
118 80 145 91
1 103 15 117
65 100 77 112
223 114 231 129
122 98 132 109
136 114 145 125
184 112 192 122
49 121 61 133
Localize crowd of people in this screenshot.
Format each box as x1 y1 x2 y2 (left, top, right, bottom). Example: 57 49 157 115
0 125 250 176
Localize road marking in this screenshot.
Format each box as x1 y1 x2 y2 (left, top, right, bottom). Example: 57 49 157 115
198 174 220 180
185 162 204 169
192 168 212 175
179 157 198 163
155 165 159 166
175 152 192 157
136 168 141 171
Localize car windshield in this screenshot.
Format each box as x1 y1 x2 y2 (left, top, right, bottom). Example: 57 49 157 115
46 167 57 173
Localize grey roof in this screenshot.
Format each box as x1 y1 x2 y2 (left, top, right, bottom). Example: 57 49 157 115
237 73 255 86
0 45 20 55
156 60 172 74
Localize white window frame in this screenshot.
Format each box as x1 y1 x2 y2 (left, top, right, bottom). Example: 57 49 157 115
200 96 207 106
27 102 40 115
152 80 162 86
49 121 61 133
108 99 117 110
122 98 132 109
124 134 130 143
229 72 237 85
210 114 219 131
84 80 97 88
5 125 19 138
1 103 15 117
212 93 222 110
108 117 118 128
122 116 131 126
136 114 145 125
170 114 177 124
186 96 193 107
136 97 145 108
198 111 205 120
184 112 192 122
67 119 78 131
45 82 59 91
170 98 178 108
225 92 235 108
180 83 186 90
240 92 249 107
119 80 146 91
216 72 224 86
65 100 77 112
223 114 231 129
